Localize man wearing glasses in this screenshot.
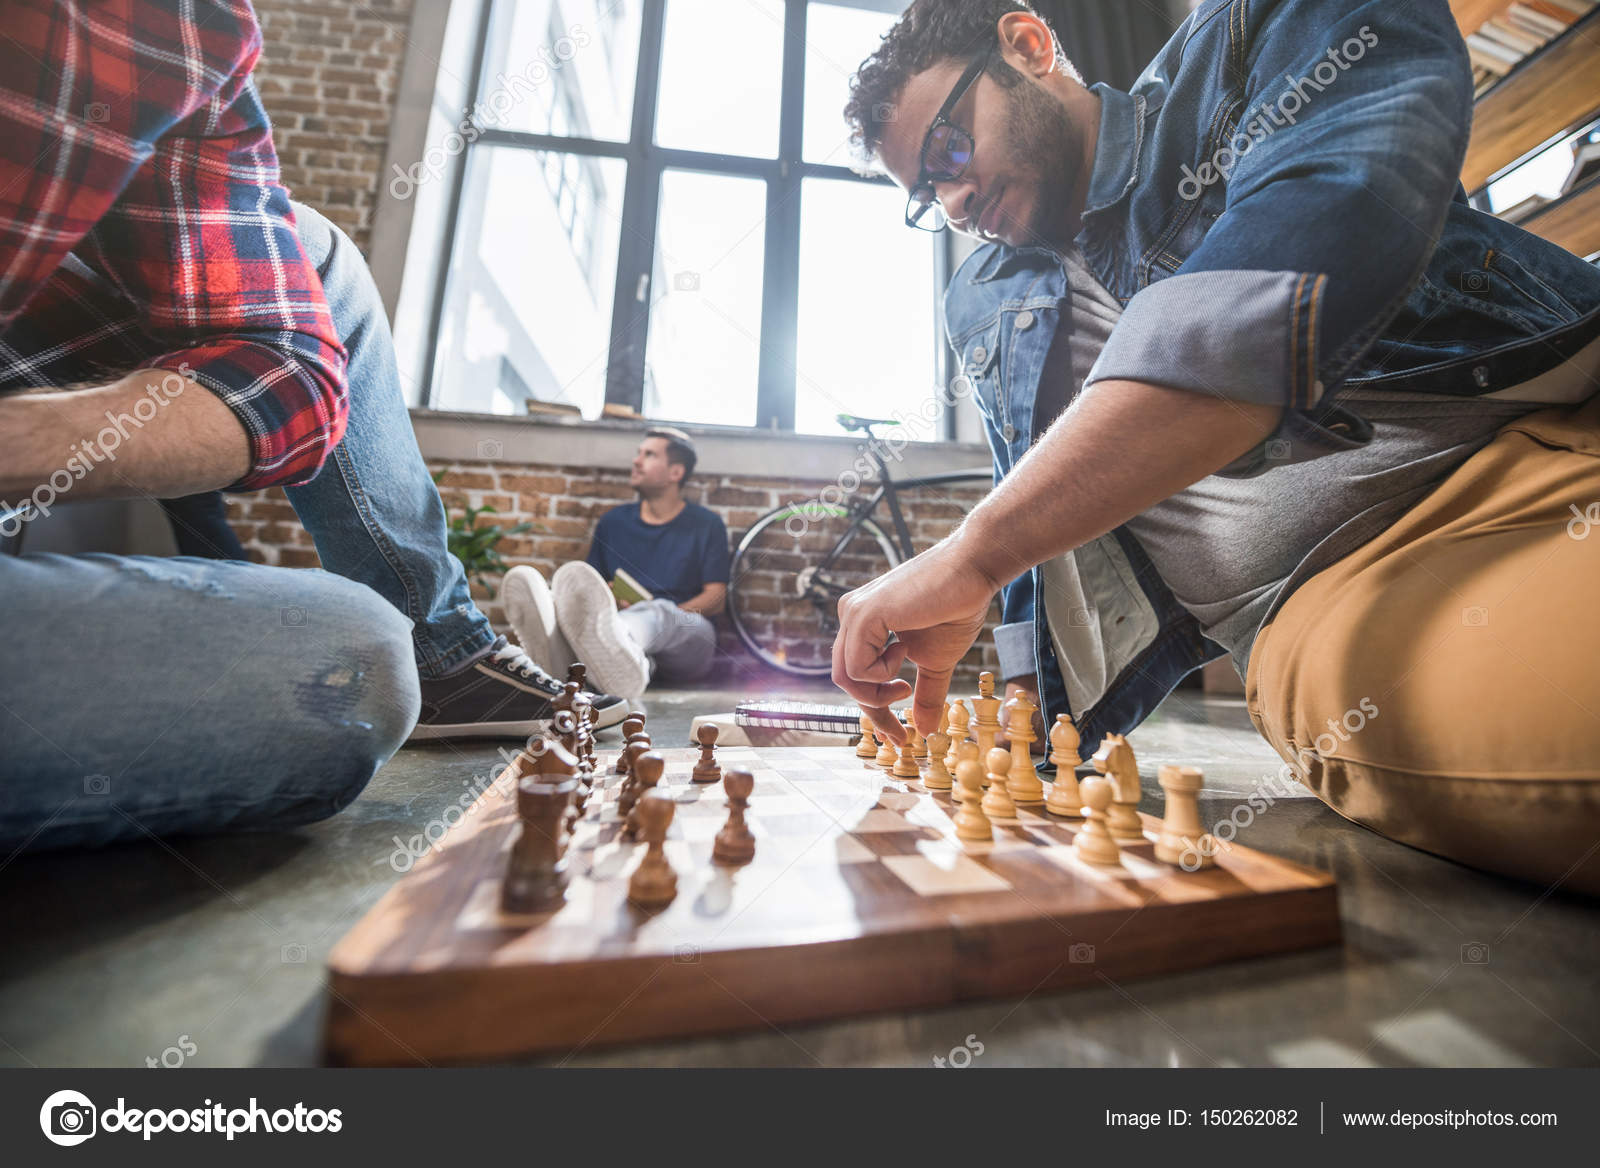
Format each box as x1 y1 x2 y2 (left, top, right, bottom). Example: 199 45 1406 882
833 0 1600 893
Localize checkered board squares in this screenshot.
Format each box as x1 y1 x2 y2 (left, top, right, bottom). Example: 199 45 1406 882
325 744 1341 1065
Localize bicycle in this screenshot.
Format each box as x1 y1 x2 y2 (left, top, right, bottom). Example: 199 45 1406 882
726 412 992 678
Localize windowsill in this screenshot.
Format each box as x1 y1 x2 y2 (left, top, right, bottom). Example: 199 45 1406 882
410 408 992 482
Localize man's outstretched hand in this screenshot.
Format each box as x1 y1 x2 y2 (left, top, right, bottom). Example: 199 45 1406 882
832 534 998 747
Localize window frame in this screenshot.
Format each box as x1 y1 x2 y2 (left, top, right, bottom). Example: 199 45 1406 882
417 0 959 437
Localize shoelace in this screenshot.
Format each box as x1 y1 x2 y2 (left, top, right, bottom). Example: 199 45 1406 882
488 641 562 690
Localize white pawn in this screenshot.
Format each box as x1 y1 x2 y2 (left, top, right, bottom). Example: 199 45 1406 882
924 705 954 791
980 746 1017 820
856 713 878 760
953 755 992 842
1073 777 1123 867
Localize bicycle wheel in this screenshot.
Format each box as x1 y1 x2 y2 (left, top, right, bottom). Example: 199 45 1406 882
728 502 901 677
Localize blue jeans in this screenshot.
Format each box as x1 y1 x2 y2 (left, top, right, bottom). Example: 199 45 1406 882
286 204 496 679
0 205 490 851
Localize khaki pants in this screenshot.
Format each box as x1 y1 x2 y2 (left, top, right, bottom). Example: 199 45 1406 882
1246 393 1600 896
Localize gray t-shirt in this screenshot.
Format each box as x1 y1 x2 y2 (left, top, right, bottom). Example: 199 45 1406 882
1055 247 1559 680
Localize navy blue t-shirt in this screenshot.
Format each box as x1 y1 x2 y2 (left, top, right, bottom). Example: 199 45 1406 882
585 501 730 605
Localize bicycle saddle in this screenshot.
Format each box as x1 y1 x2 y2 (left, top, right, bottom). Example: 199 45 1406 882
835 413 899 433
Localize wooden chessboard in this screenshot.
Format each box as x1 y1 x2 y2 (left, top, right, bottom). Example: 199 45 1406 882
323 745 1340 1066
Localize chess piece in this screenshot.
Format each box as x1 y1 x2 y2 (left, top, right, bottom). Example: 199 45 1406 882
1005 697 1044 804
713 767 756 866
567 662 587 693
1045 714 1084 818
944 701 971 773
910 723 928 762
615 740 651 819
1093 733 1145 842
855 713 878 760
1073 777 1123 867
623 751 666 839
1155 764 1214 869
615 715 646 772
972 672 1002 761
893 738 920 779
953 755 992 842
554 678 578 718
692 723 722 784
554 710 582 766
627 793 678 908
502 775 577 913
875 725 899 769
980 745 1017 820
529 732 580 838
924 706 953 791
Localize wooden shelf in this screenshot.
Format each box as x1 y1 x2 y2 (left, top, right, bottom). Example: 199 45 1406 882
1519 173 1600 257
1462 8 1600 189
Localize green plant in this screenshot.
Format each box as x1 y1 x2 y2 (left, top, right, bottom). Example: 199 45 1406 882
434 474 536 597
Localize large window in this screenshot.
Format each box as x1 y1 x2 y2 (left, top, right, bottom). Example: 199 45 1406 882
407 0 950 435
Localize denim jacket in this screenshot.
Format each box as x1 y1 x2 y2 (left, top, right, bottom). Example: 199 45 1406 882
944 0 1600 749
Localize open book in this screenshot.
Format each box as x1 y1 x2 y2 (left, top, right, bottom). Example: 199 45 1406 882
610 567 654 607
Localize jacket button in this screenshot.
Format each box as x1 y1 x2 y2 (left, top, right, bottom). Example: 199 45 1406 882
1016 311 1035 330
1473 365 1490 388
1003 424 1017 442
972 345 988 365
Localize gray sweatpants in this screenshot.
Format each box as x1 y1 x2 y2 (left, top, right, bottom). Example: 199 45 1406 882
616 598 718 684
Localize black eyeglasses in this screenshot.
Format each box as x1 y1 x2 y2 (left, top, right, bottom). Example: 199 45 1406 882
904 46 991 232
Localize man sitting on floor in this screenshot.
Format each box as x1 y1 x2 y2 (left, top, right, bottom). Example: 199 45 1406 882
504 428 729 700
0 1 624 855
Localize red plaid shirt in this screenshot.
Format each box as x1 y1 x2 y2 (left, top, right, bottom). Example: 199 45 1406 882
0 0 348 490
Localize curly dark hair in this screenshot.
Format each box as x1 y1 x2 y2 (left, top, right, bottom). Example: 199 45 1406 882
842 0 1078 171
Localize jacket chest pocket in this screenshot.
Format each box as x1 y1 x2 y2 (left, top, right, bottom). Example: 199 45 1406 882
963 324 1004 420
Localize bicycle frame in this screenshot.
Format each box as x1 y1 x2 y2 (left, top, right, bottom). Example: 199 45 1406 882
809 438 990 596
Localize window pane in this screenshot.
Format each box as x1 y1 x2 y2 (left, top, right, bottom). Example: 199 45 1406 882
645 171 768 426
432 146 626 417
804 2 898 166
478 0 642 142
656 0 783 157
795 178 940 438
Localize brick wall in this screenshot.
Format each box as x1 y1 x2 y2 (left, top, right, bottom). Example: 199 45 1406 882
224 460 1001 686
253 0 413 252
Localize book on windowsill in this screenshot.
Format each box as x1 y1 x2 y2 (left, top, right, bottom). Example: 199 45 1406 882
602 402 644 421
611 567 655 607
524 399 582 418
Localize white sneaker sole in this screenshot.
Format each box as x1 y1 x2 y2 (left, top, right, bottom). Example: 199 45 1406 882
552 562 650 700
502 566 560 670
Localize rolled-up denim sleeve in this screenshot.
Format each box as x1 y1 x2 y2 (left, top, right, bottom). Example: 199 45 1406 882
1085 0 1473 416
994 589 1038 683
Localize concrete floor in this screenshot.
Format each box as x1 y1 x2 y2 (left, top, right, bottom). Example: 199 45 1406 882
2 682 1596 1068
